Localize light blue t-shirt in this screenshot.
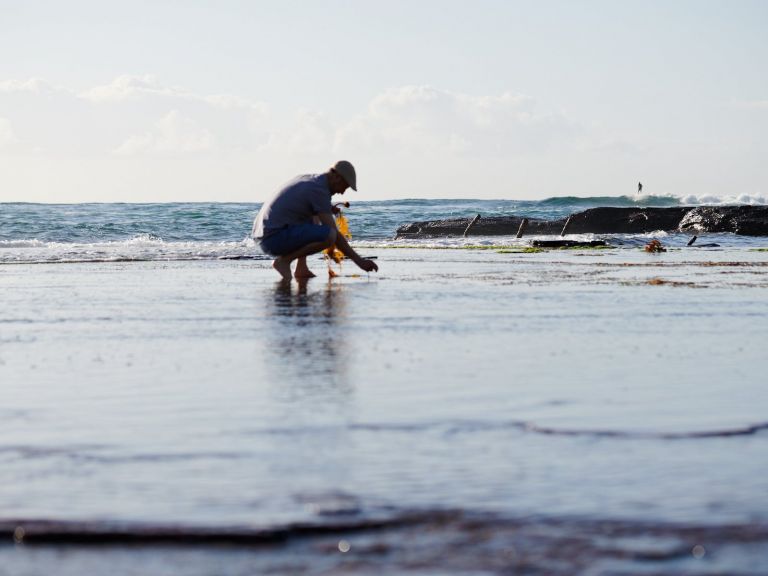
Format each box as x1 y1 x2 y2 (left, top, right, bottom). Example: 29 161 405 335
252 174 333 239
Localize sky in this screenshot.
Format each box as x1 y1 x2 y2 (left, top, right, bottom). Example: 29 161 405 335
1 0 767 203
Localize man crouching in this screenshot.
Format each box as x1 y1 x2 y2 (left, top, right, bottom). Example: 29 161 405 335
252 160 379 281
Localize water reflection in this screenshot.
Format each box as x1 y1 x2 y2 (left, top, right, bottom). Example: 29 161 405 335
263 280 351 403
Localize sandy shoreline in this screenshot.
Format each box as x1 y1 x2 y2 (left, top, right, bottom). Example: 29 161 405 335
2 247 767 573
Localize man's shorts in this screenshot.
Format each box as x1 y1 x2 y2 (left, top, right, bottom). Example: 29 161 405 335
259 223 333 257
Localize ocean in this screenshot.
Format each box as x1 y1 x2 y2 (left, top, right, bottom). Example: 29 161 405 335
2 194 768 264
2 196 768 574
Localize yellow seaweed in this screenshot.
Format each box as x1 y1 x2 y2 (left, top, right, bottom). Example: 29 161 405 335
325 209 351 276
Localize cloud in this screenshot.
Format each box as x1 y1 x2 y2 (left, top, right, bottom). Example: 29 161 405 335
0 75 271 155
3 77 574 161
79 76 270 152
578 137 648 155
114 110 215 155
0 77 65 94
79 75 268 113
0 117 19 148
260 108 335 155
734 100 768 110
79 74 174 102
334 85 575 158
1 77 596 199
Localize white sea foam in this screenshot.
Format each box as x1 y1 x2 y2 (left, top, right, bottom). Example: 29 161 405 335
123 233 165 245
631 192 768 206
0 239 48 248
0 235 262 264
677 193 767 206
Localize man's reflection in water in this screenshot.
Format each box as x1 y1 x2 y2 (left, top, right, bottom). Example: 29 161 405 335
264 280 351 405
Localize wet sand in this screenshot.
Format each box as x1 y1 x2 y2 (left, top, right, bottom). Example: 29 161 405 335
4 512 768 575
1 246 767 574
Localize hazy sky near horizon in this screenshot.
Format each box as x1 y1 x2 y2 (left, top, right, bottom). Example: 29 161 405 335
1 0 767 202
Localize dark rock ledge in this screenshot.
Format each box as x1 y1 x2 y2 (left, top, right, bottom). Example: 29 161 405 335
395 206 768 238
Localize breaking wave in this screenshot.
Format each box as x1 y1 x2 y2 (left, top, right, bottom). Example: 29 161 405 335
538 193 768 209
0 235 264 264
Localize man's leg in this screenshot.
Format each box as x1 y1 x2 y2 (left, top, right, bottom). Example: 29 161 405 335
294 256 315 279
273 229 336 281
294 215 325 278
272 257 293 281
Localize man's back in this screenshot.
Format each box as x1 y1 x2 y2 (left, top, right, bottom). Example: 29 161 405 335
253 174 332 239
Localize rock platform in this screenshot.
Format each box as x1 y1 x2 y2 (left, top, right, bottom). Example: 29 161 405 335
395 206 768 238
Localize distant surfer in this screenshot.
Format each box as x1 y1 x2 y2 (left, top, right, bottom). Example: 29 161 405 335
252 161 378 281
638 181 643 195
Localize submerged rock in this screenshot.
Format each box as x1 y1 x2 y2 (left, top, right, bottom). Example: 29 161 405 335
679 206 768 235
531 240 609 248
395 216 564 238
395 206 768 237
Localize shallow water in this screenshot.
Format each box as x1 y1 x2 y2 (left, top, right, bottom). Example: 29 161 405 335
2 249 767 520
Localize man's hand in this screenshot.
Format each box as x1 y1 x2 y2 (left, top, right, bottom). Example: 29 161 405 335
357 258 378 273
331 201 350 215
318 212 378 273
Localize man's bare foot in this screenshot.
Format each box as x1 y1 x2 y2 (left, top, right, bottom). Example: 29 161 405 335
294 258 316 279
273 257 292 281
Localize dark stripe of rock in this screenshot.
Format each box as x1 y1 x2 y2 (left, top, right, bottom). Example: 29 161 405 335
563 207 690 234
395 206 768 237
395 216 563 238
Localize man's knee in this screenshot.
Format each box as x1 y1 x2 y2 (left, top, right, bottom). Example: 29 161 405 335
325 227 337 246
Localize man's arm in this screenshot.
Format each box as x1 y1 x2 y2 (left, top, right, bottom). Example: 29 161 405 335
317 213 378 273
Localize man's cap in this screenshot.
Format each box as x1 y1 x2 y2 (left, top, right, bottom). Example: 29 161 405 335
331 160 357 191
